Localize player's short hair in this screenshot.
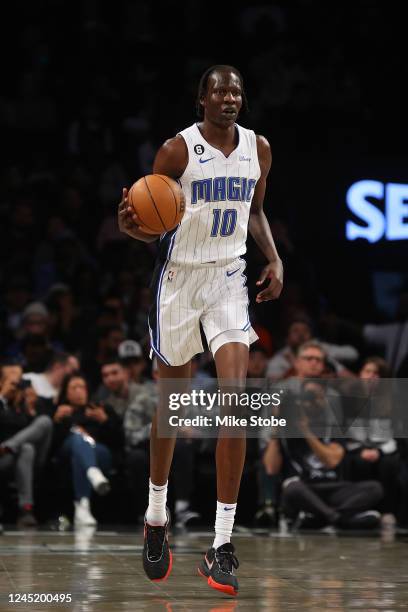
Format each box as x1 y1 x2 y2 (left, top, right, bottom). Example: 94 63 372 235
196 64 249 118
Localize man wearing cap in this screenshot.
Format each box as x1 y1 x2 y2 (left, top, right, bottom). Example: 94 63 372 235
118 340 146 385
5 301 64 366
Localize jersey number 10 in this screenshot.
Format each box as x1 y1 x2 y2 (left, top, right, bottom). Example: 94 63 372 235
210 209 237 237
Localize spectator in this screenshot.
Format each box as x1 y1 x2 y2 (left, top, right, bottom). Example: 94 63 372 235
247 345 269 380
292 340 327 381
0 276 32 341
122 367 157 522
17 302 50 339
118 340 146 384
23 352 78 401
53 374 123 526
97 295 128 336
96 357 145 418
259 341 338 528
363 294 408 375
0 360 53 527
266 318 358 380
278 339 343 411
5 301 65 363
20 334 51 373
46 284 84 351
263 379 383 530
121 357 201 526
67 354 81 374
274 340 344 441
342 357 398 526
81 325 125 391
328 294 408 375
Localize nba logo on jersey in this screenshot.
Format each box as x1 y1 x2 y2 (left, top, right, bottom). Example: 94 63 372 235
167 270 175 281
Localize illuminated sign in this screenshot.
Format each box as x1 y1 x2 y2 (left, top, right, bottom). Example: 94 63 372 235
346 180 408 242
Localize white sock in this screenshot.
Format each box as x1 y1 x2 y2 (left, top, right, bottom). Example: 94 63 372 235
175 500 189 516
145 479 168 526
213 501 237 549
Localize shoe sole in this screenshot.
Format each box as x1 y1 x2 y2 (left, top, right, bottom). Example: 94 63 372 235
150 550 173 582
197 564 238 596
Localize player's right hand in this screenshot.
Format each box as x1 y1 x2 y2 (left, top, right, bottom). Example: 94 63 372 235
118 187 161 242
118 187 142 232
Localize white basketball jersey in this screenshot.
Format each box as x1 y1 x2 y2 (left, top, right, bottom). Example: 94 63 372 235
158 123 261 266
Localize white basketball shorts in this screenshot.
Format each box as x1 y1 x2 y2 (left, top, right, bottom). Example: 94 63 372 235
148 257 258 366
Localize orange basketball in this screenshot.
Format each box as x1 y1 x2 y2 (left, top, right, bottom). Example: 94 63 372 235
128 174 185 235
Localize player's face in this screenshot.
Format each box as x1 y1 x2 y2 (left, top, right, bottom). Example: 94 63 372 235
202 71 243 126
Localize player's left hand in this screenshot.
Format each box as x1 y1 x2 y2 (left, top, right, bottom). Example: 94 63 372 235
256 259 283 303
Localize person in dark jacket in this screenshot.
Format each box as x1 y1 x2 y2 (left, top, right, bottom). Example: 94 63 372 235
53 373 123 526
263 380 383 530
342 357 399 525
0 360 53 527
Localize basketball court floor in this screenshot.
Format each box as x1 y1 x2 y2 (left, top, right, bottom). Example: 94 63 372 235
1 526 408 610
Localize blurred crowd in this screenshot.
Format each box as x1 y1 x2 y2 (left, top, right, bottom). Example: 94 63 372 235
1 1 408 532
1 322 408 532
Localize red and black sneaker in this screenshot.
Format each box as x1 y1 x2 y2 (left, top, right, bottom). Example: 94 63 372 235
143 508 173 582
198 542 239 596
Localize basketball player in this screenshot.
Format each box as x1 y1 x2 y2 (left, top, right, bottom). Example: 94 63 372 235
118 65 283 596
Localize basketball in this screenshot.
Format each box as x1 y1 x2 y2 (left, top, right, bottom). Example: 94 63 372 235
128 174 185 235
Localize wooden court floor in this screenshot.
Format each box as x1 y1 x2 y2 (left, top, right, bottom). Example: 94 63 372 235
1 527 408 611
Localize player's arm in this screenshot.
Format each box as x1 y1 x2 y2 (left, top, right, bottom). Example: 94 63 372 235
249 135 283 303
153 134 188 178
118 136 187 243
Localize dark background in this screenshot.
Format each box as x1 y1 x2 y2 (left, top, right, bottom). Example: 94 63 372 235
1 0 407 359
